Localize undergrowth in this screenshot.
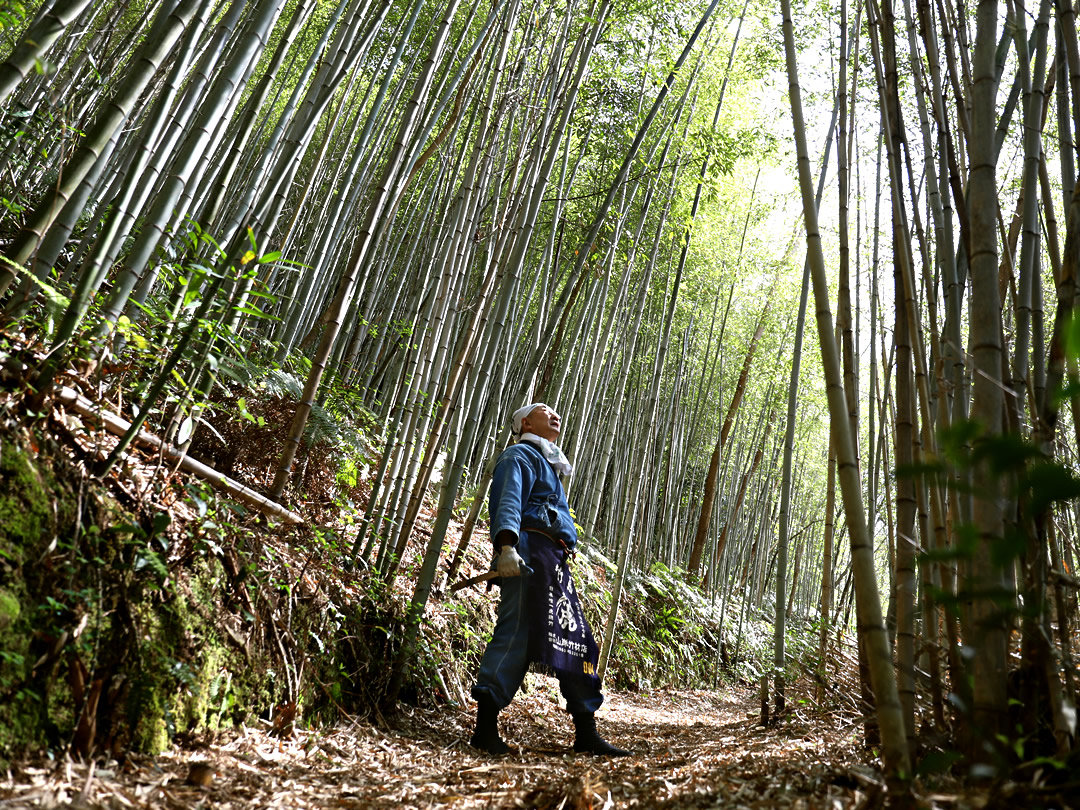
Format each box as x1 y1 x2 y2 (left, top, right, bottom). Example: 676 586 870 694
0 321 816 766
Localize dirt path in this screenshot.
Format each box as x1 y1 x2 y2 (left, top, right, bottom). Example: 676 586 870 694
0 680 882 808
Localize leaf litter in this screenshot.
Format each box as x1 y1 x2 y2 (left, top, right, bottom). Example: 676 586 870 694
0 677 975 809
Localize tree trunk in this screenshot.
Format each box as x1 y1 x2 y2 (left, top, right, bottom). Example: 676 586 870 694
781 0 911 790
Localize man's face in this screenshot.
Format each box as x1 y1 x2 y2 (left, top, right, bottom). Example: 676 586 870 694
522 404 561 441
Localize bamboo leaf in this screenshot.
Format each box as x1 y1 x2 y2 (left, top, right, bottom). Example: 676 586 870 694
176 415 194 445
0 256 69 308
234 306 280 321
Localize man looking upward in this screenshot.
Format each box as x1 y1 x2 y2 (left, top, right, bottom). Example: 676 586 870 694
470 403 629 757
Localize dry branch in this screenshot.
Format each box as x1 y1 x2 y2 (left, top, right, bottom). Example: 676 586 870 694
56 386 304 525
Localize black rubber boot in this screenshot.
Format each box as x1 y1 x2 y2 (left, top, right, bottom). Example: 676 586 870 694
572 713 630 756
470 695 510 754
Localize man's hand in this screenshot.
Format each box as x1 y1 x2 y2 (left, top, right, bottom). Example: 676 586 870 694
497 544 524 577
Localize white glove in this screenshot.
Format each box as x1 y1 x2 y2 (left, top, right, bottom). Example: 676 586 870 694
497 544 524 578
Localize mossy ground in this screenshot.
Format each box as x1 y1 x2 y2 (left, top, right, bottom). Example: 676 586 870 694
0 425 304 762
0 431 79 756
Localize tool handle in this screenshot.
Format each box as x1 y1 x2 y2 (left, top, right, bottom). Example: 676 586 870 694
449 570 499 592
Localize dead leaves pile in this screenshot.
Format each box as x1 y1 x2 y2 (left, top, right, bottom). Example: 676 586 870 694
0 681 948 809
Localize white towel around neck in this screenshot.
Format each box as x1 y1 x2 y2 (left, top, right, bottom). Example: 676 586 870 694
519 432 573 477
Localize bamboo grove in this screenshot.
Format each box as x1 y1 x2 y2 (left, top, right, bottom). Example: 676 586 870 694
2 0 1080 793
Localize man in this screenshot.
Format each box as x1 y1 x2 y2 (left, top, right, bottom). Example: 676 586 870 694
470 402 629 756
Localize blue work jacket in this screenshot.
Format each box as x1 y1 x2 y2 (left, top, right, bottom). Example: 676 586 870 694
489 440 578 551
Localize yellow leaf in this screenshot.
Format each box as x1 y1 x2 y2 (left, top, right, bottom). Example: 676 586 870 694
241 250 256 265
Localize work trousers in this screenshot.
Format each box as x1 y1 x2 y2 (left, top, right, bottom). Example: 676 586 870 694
471 531 604 714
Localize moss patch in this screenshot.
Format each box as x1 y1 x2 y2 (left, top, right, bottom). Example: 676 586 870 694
0 590 18 629
0 435 63 565
0 433 75 760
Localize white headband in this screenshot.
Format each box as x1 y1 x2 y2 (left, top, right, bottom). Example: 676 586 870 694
511 402 547 434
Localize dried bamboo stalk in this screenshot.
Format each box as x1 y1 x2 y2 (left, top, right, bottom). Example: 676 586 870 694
57 386 303 525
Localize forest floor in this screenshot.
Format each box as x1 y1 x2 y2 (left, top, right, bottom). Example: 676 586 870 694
0 678 967 810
